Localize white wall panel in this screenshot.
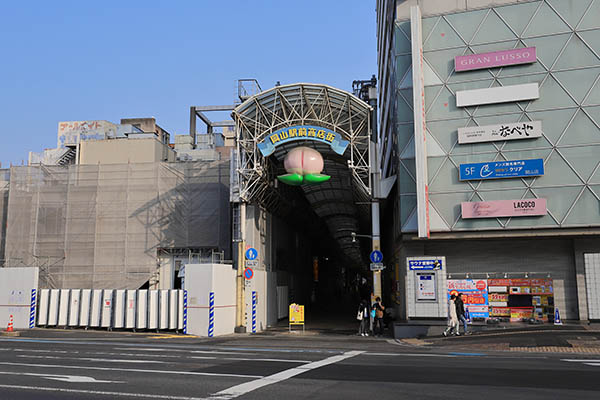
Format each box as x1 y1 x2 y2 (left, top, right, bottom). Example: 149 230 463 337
456 83 539 107
68 289 81 326
79 290 91 327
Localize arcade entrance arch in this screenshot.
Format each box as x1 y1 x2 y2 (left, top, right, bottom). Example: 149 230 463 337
231 83 393 330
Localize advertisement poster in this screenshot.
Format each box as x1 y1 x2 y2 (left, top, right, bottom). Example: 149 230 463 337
510 308 533 322
447 279 489 318
417 273 436 300
490 307 511 317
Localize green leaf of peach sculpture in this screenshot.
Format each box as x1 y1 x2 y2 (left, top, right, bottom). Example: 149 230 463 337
277 147 331 185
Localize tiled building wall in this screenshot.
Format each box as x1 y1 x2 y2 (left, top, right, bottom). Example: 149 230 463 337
395 0 600 233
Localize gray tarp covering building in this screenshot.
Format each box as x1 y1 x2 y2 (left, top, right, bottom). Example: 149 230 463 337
3 161 230 289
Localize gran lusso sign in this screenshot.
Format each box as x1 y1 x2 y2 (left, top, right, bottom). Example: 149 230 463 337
257 125 349 157
455 47 536 72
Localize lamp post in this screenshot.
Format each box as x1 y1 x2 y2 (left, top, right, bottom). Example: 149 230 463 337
351 231 382 299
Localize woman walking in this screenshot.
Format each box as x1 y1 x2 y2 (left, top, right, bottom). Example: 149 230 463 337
443 294 458 337
357 299 370 336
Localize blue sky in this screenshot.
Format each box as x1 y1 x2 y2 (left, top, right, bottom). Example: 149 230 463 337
0 1 377 167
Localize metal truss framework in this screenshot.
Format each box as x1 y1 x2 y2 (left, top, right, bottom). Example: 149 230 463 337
233 83 372 205
232 83 374 264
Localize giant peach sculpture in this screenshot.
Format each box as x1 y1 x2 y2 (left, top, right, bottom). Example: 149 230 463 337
277 146 331 185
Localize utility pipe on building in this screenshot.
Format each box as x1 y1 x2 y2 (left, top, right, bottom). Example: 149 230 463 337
368 82 382 299
235 202 246 332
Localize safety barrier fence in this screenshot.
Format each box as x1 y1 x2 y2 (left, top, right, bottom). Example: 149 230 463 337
36 289 187 333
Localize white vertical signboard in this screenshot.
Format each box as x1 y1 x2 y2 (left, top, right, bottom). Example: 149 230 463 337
411 6 429 238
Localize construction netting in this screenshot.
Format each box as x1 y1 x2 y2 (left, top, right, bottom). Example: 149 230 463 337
3 161 230 289
0 169 9 266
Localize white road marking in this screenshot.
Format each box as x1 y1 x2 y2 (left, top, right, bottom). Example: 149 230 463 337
0 384 207 399
190 356 310 363
192 351 256 355
0 361 262 379
90 352 181 358
0 371 122 383
115 348 255 356
17 355 165 363
220 357 310 363
18 355 61 359
79 358 165 364
366 352 457 357
14 349 71 354
207 350 364 400
562 359 600 367
562 359 600 362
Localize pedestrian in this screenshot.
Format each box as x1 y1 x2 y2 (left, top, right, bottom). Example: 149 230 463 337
455 292 469 335
356 300 370 336
443 294 458 337
372 297 385 337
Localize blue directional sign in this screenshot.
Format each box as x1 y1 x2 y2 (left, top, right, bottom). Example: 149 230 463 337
459 158 544 181
409 259 443 270
245 248 258 260
370 250 383 263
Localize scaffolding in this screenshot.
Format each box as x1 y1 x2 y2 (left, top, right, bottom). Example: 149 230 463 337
3 161 230 289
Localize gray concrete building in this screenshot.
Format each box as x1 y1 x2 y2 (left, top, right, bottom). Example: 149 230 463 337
378 0 600 321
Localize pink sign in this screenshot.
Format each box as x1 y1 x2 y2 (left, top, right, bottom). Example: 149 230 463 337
461 198 547 219
455 47 536 72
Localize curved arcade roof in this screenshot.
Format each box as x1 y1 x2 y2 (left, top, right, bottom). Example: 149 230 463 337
232 83 374 266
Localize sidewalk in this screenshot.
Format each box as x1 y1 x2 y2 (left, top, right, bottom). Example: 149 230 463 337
393 319 599 339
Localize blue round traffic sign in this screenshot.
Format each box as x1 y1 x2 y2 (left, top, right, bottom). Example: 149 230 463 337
245 247 258 260
244 267 254 280
370 250 383 263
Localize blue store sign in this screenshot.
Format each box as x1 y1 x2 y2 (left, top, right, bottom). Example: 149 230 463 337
409 259 443 270
459 158 544 181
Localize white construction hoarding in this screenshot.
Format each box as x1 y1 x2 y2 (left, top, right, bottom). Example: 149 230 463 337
0 267 39 330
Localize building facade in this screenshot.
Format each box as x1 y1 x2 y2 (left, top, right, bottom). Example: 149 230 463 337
378 0 600 320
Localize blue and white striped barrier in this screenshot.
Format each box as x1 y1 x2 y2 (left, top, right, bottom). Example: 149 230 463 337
208 292 215 337
29 289 37 328
252 291 257 333
183 290 188 334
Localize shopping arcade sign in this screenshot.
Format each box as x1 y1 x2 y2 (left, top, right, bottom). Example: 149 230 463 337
257 125 349 157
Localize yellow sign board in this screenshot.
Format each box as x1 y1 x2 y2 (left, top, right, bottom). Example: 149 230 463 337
289 303 304 325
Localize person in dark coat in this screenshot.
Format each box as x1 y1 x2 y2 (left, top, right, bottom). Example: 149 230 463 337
372 297 385 337
455 293 469 335
357 300 370 336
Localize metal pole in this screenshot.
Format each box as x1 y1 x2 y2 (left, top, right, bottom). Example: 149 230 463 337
372 201 382 298
235 202 247 332
369 79 382 299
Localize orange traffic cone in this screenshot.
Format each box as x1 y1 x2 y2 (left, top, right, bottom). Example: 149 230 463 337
6 315 14 332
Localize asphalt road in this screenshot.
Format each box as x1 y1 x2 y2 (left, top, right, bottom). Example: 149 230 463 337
0 332 599 399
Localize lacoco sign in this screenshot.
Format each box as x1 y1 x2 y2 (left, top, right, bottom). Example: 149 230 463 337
461 198 547 219
455 47 536 72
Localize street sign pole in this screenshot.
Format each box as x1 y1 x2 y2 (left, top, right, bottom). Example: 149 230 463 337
235 203 247 333
372 202 382 299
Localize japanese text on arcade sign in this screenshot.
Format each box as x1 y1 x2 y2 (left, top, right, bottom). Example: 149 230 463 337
447 279 489 318
409 259 443 270
459 158 544 181
257 125 349 157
